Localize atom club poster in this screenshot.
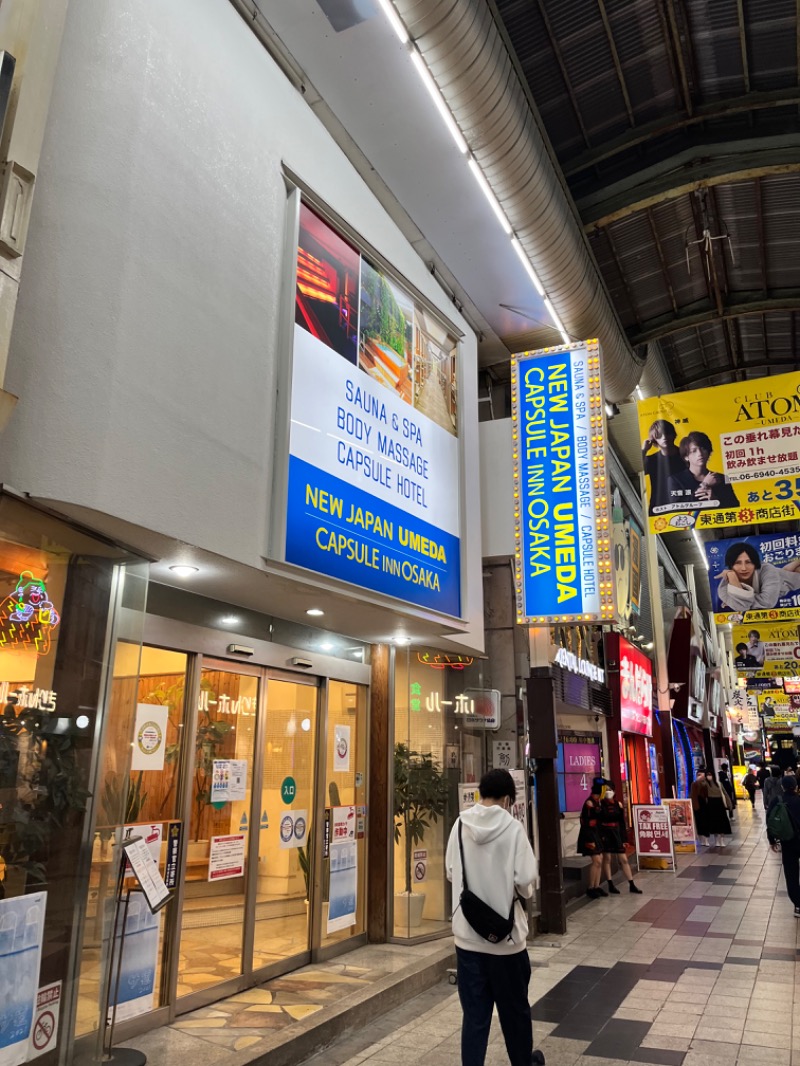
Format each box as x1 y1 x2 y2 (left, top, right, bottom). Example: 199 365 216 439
637 370 800 534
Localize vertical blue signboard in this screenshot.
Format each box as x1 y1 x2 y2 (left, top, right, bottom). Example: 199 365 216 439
511 341 614 624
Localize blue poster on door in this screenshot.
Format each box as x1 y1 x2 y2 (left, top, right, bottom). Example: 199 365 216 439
0 892 46 1066
108 894 161 1022
327 842 357 933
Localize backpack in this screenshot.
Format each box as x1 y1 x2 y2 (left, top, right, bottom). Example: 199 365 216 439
767 797 799 843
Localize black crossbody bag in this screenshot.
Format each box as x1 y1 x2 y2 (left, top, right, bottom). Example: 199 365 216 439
457 821 523 944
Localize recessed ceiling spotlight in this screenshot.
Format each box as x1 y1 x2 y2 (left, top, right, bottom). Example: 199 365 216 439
394 636 410 646
169 565 199 577
221 615 240 626
306 608 324 617
320 641 333 652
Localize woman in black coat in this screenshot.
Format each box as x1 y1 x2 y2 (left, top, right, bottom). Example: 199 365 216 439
598 789 642 895
577 780 607 899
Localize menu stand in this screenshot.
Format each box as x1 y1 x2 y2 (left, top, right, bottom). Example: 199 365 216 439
84 833 172 1066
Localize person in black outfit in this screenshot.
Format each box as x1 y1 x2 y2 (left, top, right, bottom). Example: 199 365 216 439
642 420 683 514
757 765 770 796
742 768 758 808
667 431 739 509
767 774 800 917
718 762 736 818
598 789 642 895
577 779 607 899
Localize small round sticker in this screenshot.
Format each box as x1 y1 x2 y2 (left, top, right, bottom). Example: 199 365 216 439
280 815 294 843
293 816 307 841
337 736 348 759
137 720 163 756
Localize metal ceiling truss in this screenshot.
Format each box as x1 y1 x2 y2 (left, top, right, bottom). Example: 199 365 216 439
629 291 800 346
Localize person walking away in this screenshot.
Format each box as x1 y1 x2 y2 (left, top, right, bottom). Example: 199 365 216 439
742 768 758 808
446 769 540 1066
766 774 800 917
757 764 769 794
704 771 732 847
762 766 783 814
718 762 737 818
577 778 607 899
690 769 711 844
598 787 642 894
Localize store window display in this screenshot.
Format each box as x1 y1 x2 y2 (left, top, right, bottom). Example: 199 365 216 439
392 647 503 939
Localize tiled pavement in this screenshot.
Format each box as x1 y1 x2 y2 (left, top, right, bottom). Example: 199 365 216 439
299 802 800 1066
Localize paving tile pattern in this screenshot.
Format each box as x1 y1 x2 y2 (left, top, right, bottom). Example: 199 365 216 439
298 803 800 1066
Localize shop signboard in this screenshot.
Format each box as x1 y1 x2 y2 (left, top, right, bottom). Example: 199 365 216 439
0 893 46 1066
637 370 800 534
662 798 697 854
284 202 461 617
556 738 602 813
732 622 800 678
511 340 615 625
633 805 675 870
616 636 653 736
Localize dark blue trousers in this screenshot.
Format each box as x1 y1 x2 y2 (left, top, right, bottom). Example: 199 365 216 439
456 946 533 1066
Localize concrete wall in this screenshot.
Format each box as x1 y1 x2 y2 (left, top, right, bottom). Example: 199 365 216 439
1 0 482 640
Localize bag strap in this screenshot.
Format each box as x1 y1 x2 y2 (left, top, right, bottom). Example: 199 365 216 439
458 820 470 892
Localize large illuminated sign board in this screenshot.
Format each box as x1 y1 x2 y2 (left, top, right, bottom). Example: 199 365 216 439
511 340 614 624
285 202 461 616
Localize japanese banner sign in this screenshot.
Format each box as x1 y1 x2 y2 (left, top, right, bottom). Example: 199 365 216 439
637 371 800 534
705 533 800 624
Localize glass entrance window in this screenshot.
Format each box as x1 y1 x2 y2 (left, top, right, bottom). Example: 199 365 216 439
177 665 257 999
253 680 317 972
320 681 367 949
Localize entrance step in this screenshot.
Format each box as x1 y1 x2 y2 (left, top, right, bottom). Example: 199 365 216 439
125 940 455 1066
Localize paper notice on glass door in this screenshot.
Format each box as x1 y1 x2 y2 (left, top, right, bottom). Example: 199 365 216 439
0 892 47 1066
131 704 168 771
333 725 351 772
211 759 248 802
327 842 357 933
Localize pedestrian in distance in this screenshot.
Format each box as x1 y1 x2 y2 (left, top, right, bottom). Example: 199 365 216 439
690 768 711 842
446 769 542 1066
766 774 800 917
718 762 736 818
703 770 732 847
762 765 783 813
598 787 642 894
742 767 759 808
577 778 607 899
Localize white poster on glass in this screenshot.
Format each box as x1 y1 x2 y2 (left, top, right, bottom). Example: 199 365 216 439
327 842 357 933
333 725 351 772
210 759 247 803
0 892 46 1066
208 834 246 881
131 704 168 772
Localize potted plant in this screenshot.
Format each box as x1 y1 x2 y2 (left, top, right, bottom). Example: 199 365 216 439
0 700 90 896
393 743 448 930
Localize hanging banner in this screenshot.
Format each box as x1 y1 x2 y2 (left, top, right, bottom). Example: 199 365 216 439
285 203 461 617
662 798 697 854
327 842 357 933
633 805 675 870
131 704 168 772
732 622 800 678
0 893 46 1066
638 371 800 534
511 340 615 625
705 533 800 623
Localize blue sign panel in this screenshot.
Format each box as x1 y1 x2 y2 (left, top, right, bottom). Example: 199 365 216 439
286 203 462 617
511 342 614 624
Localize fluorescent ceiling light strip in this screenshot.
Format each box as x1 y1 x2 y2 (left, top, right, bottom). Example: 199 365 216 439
410 51 468 154
375 0 409 42
510 237 545 296
543 297 567 337
467 157 512 234
560 330 571 346
693 528 709 568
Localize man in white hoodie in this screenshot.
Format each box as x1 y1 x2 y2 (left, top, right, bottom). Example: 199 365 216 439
446 769 540 1066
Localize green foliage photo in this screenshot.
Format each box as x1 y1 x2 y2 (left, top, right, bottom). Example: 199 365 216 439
360 260 408 359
